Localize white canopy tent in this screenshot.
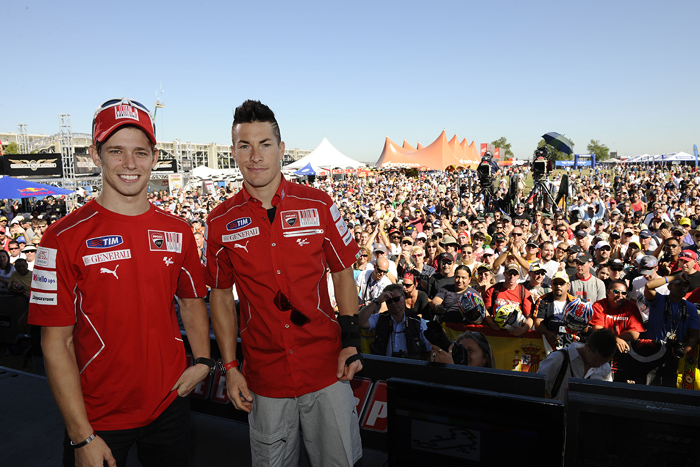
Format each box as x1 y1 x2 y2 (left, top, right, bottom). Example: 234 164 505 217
284 137 365 170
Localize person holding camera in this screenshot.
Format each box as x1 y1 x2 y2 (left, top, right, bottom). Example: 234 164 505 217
359 284 447 362
643 272 700 386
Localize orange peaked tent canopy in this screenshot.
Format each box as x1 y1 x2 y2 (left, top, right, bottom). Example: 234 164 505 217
375 131 480 170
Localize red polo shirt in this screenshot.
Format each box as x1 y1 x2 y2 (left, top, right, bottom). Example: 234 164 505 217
205 177 359 398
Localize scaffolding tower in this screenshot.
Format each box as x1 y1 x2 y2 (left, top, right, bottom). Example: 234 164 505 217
17 123 29 154
59 114 77 190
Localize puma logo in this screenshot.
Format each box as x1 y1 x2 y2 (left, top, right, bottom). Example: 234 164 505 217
234 241 249 253
100 264 119 279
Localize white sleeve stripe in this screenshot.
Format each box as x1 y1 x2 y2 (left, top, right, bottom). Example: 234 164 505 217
56 211 99 236
286 194 328 206
208 202 248 223
324 236 350 270
180 267 203 297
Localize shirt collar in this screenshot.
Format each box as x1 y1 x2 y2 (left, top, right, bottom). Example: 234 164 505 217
241 175 288 207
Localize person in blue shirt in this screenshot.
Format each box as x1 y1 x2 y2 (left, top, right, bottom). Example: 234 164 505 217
644 271 700 386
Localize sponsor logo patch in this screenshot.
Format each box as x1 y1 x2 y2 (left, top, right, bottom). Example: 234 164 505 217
30 291 57 306
36 246 57 269
148 230 182 253
335 217 348 236
222 227 259 243
281 209 320 229
115 104 139 121
283 212 298 227
82 249 132 266
342 229 353 246
330 203 341 221
31 269 57 291
86 235 123 249
226 217 252 231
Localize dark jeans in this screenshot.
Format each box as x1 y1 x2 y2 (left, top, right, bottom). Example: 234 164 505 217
63 395 191 467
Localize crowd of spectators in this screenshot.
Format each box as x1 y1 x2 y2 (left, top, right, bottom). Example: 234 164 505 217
3 162 700 388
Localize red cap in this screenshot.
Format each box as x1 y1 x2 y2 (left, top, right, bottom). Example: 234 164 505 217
679 251 698 262
92 98 156 145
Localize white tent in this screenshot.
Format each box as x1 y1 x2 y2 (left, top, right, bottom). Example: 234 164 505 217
656 152 694 162
284 138 365 170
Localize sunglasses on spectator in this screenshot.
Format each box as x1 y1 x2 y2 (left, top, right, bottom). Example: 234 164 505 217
412 253 424 257
386 295 402 303
610 290 627 296
274 291 310 327
440 260 454 265
402 282 414 288
375 268 388 275
360 254 368 257
402 241 413 245
512 233 523 237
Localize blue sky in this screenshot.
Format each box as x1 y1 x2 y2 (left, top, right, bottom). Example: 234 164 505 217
2 1 698 163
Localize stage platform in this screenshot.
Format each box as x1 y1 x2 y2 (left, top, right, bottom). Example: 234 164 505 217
0 367 387 466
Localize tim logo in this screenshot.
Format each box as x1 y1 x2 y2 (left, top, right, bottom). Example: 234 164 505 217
86 235 123 249
226 217 252 231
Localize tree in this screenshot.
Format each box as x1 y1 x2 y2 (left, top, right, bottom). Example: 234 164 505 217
490 137 514 158
587 139 610 161
536 138 574 161
3 142 19 154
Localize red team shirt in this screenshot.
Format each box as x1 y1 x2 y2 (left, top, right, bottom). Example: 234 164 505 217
205 177 359 398
28 200 206 430
590 299 645 336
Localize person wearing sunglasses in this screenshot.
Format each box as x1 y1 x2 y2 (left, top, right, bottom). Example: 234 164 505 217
29 98 211 467
206 100 363 466
358 283 441 362
590 280 644 367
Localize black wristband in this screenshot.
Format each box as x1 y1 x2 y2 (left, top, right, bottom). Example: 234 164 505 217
70 433 95 449
338 314 361 350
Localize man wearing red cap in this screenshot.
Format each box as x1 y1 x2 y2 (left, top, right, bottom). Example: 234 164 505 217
678 250 700 290
28 98 211 467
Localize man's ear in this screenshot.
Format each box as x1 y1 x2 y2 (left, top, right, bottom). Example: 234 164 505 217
89 145 102 168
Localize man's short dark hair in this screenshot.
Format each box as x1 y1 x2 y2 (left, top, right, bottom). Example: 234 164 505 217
383 283 403 296
232 100 281 144
607 279 627 291
586 328 617 360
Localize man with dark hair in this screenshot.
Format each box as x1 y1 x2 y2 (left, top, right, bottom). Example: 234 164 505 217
29 98 210 467
358 283 437 361
206 100 362 466
590 280 644 379
538 328 617 403
644 272 700 386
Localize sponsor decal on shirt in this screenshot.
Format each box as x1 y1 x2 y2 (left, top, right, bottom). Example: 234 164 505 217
222 227 259 243
86 235 123 249
335 217 348 236
148 230 183 253
281 209 320 229
330 203 341 221
226 217 252 231
29 291 57 306
31 269 57 291
82 249 132 266
342 229 353 246
35 246 57 269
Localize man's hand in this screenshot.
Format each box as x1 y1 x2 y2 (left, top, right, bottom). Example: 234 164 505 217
616 337 630 353
171 363 210 397
225 369 253 412
337 346 363 381
74 435 116 467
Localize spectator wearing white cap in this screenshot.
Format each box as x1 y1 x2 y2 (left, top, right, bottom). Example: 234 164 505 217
594 241 612 265
627 255 667 322
22 244 37 270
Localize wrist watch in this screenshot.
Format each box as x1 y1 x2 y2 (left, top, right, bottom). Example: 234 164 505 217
194 357 216 376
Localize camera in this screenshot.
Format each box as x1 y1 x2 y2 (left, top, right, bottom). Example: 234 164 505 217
532 147 552 182
477 151 497 188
